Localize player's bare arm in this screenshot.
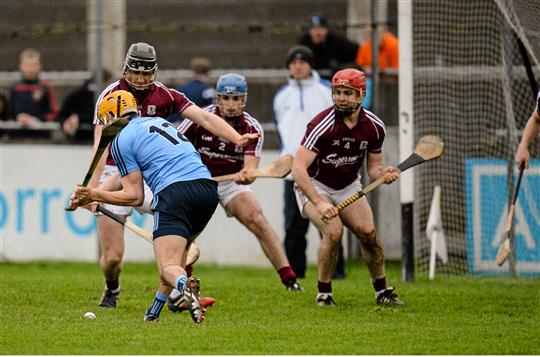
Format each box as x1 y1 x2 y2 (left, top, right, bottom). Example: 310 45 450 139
515 110 540 169
182 105 258 147
292 146 338 221
366 152 400 184
74 170 145 207
235 155 260 184
100 172 123 192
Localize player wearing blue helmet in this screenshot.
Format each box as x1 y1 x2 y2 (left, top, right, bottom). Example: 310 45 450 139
215 73 248 120
170 73 303 310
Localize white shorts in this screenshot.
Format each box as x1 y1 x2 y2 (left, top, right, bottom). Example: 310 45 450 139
294 178 363 218
98 165 153 216
217 180 252 216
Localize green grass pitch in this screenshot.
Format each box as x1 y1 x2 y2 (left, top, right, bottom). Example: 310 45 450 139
1 260 538 354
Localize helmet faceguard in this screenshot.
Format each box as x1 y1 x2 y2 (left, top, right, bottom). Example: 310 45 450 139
97 90 138 124
216 73 247 120
331 69 366 116
122 42 158 91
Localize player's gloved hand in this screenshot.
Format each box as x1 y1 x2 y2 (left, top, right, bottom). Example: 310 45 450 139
235 133 259 148
381 166 400 184
235 168 255 185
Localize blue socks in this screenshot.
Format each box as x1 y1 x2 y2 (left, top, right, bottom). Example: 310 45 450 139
146 275 187 318
175 275 188 293
147 291 169 317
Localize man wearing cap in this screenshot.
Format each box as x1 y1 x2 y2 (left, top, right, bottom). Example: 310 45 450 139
298 12 359 79
273 45 346 280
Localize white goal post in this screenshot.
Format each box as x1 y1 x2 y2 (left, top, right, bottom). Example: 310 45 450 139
398 0 540 278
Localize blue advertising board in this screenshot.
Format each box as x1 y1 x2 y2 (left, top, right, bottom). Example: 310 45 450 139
465 159 539 275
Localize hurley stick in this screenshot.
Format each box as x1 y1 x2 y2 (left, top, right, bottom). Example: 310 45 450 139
323 135 444 222
495 165 525 267
97 205 200 266
212 154 293 182
65 117 129 211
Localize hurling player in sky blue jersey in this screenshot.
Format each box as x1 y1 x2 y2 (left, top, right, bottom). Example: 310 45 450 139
72 90 231 324
87 43 256 310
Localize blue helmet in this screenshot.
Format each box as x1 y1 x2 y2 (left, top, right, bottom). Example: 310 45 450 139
216 73 247 119
216 73 247 95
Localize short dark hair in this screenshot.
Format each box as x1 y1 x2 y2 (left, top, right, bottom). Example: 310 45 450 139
286 45 314 68
190 57 211 75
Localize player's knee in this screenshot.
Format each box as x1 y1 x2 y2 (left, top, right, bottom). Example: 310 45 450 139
322 226 343 245
357 229 381 251
244 208 266 227
157 263 177 281
101 253 123 267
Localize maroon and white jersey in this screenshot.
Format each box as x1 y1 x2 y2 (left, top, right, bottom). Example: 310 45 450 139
94 79 193 165
300 106 386 190
177 104 264 176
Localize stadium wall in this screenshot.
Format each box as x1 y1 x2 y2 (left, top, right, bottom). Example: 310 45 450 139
0 144 403 265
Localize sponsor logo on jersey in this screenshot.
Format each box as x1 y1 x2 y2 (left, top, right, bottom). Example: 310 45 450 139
332 140 340 146
201 135 213 142
360 141 368 150
198 147 243 161
322 153 360 168
147 105 156 115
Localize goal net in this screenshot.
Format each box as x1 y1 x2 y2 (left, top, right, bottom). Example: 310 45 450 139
411 0 540 276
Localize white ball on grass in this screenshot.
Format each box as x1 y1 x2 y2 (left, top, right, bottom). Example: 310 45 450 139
84 312 96 319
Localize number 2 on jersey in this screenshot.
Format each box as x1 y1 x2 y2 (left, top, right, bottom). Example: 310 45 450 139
148 122 188 145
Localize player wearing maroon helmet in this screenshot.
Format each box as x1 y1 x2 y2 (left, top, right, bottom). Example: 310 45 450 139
174 73 303 299
292 68 404 306
86 44 257 309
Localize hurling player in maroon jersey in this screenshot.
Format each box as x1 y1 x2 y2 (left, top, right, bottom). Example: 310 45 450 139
85 43 257 310
177 73 303 293
292 68 404 307
515 90 540 170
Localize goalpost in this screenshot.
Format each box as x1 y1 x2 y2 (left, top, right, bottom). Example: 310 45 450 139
399 0 540 278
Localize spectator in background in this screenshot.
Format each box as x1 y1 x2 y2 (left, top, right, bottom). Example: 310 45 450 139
178 57 216 108
298 12 359 80
0 88 9 121
59 70 112 139
169 57 216 124
273 45 346 280
355 25 399 75
10 48 59 127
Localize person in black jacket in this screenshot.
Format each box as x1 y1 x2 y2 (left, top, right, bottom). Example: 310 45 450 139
59 70 112 139
298 12 359 80
0 88 9 121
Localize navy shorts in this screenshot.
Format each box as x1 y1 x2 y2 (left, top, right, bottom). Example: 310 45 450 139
152 179 219 240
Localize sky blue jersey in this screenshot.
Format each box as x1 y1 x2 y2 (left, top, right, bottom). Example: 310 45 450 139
110 116 212 195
